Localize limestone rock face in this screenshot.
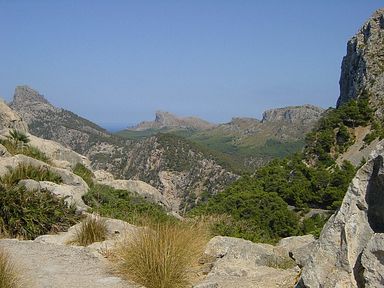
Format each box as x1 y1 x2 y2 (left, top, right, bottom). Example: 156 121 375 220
295 142 384 287
337 8 384 116
0 98 28 133
261 105 324 125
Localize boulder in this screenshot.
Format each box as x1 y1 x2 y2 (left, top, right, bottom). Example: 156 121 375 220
195 236 301 288
295 144 384 287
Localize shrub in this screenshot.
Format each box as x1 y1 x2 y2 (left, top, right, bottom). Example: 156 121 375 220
116 220 208 288
0 247 22 288
0 139 51 164
7 129 29 146
73 163 94 187
0 164 62 188
83 184 173 225
0 184 78 239
301 214 330 238
71 215 108 246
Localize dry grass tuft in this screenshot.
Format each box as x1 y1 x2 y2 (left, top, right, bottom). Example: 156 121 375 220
0 247 22 288
115 220 209 288
72 215 108 246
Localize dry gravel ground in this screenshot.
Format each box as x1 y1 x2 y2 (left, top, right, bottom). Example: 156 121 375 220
0 239 139 288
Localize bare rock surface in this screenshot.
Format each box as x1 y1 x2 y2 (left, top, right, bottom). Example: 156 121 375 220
0 239 139 288
194 236 314 288
295 140 384 287
0 97 28 133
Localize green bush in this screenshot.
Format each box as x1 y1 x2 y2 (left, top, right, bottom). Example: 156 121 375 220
0 164 62 188
73 163 94 187
83 184 173 225
0 184 78 239
301 214 330 238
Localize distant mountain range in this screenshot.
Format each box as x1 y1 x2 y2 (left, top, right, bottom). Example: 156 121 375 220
119 105 324 169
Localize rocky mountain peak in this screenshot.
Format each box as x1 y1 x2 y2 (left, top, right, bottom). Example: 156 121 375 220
130 111 216 131
12 85 52 106
337 8 384 112
261 105 324 125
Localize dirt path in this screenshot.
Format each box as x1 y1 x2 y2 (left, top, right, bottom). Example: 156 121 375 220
0 239 138 288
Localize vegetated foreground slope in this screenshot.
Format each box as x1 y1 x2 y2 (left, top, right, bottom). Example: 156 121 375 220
10 86 237 212
118 105 324 171
190 8 384 243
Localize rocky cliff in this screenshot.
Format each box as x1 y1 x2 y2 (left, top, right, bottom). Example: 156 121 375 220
130 110 216 131
10 86 237 212
261 105 324 125
337 8 384 115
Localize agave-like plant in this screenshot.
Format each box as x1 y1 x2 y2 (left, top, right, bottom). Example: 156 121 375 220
7 129 30 149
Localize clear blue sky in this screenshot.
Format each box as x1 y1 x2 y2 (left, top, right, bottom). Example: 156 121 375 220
0 1 382 129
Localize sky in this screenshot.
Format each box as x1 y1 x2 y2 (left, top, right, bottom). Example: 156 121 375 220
0 1 383 129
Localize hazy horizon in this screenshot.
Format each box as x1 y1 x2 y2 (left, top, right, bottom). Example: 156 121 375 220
1 1 383 127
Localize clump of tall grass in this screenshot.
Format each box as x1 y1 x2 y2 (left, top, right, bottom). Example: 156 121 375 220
0 247 22 288
115 220 209 288
0 164 62 188
71 215 108 246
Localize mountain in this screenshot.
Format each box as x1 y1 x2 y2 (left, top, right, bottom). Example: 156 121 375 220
130 110 216 131
10 86 237 212
119 105 324 170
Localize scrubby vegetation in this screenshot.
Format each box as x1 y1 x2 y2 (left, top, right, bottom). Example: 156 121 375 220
0 247 22 288
0 164 62 188
73 163 94 187
305 93 373 165
190 97 375 243
83 184 173 225
71 215 107 246
0 130 50 163
0 184 78 239
116 220 209 288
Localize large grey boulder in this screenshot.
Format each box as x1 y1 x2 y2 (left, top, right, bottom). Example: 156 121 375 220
295 143 384 287
194 236 314 288
0 98 28 134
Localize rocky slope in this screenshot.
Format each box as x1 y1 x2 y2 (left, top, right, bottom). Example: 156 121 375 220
130 110 216 131
332 8 384 166
9 87 237 212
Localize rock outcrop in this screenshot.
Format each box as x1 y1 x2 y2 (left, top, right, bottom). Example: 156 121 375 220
0 98 28 133
129 111 216 131
195 235 314 288
261 105 324 125
294 140 384 287
337 8 384 116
